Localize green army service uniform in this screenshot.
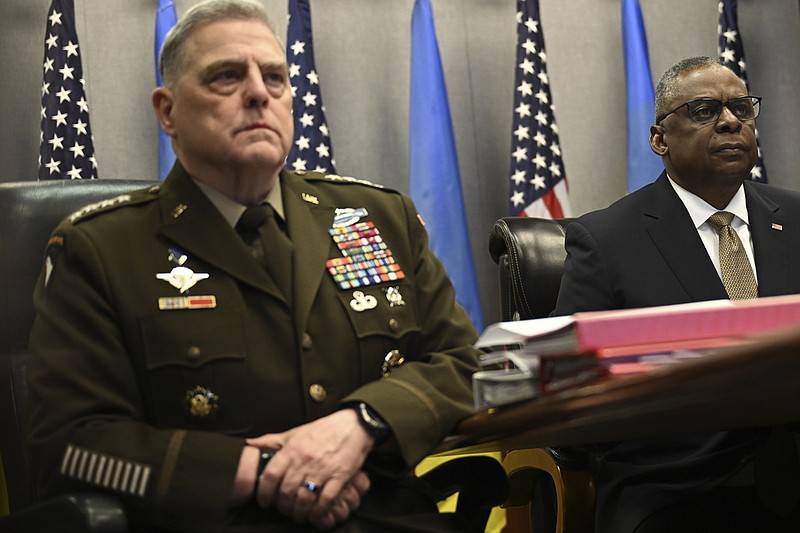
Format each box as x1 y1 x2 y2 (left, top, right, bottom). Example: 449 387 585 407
26 163 480 531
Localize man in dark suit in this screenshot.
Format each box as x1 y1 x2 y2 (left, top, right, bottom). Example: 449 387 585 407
554 56 800 532
25 1 490 531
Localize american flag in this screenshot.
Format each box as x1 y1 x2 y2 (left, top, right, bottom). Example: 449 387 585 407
508 0 570 218
38 0 97 180
285 0 336 173
718 0 767 183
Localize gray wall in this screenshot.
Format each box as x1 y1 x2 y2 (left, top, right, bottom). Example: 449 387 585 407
3 0 799 325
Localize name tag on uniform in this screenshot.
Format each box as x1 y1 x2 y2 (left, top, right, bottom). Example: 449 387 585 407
158 295 217 310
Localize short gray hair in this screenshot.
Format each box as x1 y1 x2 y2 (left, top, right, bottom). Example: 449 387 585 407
654 56 744 122
159 0 281 87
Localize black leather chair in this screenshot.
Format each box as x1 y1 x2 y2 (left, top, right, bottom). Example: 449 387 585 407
0 179 158 532
489 217 595 533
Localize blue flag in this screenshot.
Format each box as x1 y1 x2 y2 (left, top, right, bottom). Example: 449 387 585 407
155 0 177 180
286 0 336 173
39 0 98 180
719 0 767 182
409 0 483 331
622 0 662 192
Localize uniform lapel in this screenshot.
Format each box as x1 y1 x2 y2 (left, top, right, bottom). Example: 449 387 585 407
281 171 337 332
745 182 788 297
644 174 729 301
156 164 276 296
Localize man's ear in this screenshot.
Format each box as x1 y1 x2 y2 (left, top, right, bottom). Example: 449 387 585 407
649 124 668 156
152 87 176 137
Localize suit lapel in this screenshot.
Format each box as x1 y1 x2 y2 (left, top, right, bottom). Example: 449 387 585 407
156 164 277 296
745 182 788 297
644 174 729 301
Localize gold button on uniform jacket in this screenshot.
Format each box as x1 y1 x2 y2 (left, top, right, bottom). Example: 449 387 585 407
26 164 480 531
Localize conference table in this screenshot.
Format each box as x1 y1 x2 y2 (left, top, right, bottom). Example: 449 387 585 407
439 325 800 455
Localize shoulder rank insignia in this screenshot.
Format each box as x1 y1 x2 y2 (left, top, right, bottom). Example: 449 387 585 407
67 186 157 224
68 194 133 223
323 174 384 188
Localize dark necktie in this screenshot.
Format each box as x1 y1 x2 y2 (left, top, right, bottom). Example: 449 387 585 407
235 203 293 300
706 211 758 300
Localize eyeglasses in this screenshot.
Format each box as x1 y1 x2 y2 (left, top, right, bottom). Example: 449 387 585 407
656 96 762 125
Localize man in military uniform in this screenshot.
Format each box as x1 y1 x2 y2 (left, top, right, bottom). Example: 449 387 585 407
25 0 484 530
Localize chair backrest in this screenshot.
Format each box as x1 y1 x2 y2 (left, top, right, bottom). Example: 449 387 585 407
488 217 574 321
0 179 157 512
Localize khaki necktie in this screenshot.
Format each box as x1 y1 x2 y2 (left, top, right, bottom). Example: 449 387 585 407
236 203 293 300
707 213 800 513
706 211 758 300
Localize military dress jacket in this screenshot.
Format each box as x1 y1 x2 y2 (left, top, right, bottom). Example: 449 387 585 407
26 163 480 531
554 172 800 533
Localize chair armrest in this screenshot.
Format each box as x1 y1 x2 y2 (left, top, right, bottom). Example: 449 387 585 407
503 448 594 533
0 492 127 533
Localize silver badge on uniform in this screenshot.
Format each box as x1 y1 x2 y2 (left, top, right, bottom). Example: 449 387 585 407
383 286 405 307
156 266 209 293
349 290 378 312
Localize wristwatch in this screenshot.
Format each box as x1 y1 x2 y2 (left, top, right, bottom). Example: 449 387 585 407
345 401 390 444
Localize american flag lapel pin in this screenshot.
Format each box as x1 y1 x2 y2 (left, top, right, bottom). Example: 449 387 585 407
771 222 783 231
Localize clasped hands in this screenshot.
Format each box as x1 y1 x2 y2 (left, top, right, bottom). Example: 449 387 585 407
241 408 376 530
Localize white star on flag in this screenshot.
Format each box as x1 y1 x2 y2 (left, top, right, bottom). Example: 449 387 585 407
38 0 97 180
285 0 336 174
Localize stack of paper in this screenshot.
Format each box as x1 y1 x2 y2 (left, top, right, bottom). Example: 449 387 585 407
473 294 800 408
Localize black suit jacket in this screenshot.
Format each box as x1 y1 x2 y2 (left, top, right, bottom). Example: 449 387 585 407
554 172 800 533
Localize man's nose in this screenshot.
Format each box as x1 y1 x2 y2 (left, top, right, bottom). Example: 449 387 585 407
716 104 743 131
243 70 269 108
